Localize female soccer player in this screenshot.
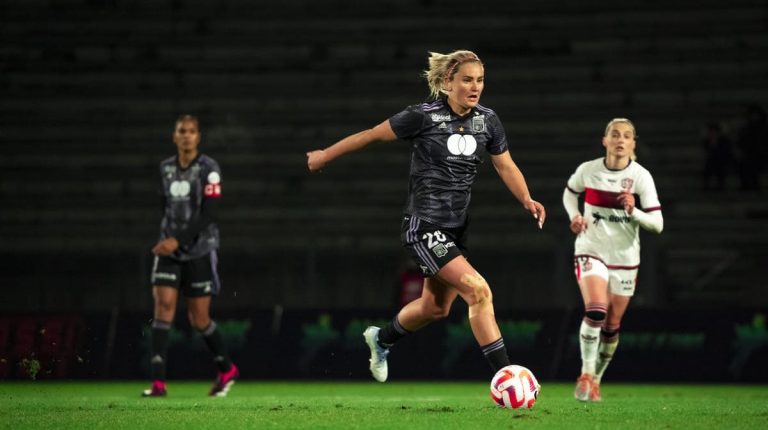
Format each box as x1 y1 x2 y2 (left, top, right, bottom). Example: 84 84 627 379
307 50 546 381
563 118 664 401
142 115 238 397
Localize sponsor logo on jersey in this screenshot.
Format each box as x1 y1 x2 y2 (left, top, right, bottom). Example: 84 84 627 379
170 180 191 197
446 134 477 156
592 211 631 225
592 212 605 225
438 122 448 130
472 115 485 133
431 113 451 122
609 214 631 223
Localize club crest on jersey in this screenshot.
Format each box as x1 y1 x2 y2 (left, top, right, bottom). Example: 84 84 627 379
472 115 485 133
621 178 634 190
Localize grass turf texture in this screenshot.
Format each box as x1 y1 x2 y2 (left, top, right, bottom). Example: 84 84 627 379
1 382 766 429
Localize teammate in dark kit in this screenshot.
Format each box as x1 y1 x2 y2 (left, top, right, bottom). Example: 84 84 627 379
307 50 546 381
142 115 238 397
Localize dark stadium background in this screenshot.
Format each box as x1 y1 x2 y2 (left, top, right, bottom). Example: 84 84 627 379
1 0 766 382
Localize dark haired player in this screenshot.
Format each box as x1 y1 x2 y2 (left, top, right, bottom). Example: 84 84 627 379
142 115 238 397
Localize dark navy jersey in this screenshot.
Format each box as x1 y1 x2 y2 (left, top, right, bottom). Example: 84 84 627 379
158 153 221 261
389 99 508 227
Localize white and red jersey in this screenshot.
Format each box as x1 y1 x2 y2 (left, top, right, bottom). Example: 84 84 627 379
565 158 662 268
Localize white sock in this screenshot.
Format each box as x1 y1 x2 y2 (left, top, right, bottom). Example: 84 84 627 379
579 320 601 375
594 339 619 383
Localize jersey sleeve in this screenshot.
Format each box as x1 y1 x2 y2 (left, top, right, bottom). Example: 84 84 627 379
158 163 167 215
566 162 588 193
201 159 222 199
485 113 508 155
636 168 661 211
389 104 426 140
174 159 222 247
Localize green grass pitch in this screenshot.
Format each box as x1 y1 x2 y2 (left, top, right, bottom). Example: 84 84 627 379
1 381 766 429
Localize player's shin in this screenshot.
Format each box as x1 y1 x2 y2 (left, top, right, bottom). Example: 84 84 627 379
199 320 233 372
579 305 606 375
465 273 509 372
150 320 172 381
594 328 620 383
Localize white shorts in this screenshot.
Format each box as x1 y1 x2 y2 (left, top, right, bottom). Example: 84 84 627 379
574 256 638 297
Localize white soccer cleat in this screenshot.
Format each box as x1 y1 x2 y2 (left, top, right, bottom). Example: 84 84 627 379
363 326 389 382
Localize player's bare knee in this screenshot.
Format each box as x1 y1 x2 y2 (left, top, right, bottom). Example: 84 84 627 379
461 273 494 318
188 312 210 331
156 300 175 316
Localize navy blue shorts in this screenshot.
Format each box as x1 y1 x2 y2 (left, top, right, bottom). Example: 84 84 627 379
401 215 469 276
150 251 221 297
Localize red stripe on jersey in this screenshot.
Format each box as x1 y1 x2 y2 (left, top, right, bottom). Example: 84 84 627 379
584 188 624 209
644 206 662 212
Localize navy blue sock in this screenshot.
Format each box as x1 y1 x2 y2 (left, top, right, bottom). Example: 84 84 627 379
481 337 510 372
377 315 411 348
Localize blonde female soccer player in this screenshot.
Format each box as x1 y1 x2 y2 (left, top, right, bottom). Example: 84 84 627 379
563 118 664 401
307 50 546 381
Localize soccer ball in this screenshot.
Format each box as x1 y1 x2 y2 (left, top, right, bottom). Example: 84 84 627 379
490 364 540 409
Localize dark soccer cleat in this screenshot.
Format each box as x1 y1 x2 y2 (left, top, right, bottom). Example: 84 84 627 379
142 380 167 397
209 364 239 397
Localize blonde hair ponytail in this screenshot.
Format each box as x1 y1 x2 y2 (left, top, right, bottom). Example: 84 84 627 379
423 50 482 100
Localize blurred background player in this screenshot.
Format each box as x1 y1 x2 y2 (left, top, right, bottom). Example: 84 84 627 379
307 50 546 381
143 115 238 397
562 118 664 401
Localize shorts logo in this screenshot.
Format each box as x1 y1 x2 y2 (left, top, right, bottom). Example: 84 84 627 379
432 243 448 258
446 134 477 156
583 260 592 271
152 272 177 281
191 281 212 293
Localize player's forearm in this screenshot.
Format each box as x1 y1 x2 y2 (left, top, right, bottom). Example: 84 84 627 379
323 129 377 162
631 209 663 233
562 188 581 220
496 161 532 205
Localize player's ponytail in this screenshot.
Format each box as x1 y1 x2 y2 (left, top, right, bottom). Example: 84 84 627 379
423 50 483 100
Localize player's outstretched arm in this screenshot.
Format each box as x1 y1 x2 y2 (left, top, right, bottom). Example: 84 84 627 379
490 151 546 229
307 120 398 172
